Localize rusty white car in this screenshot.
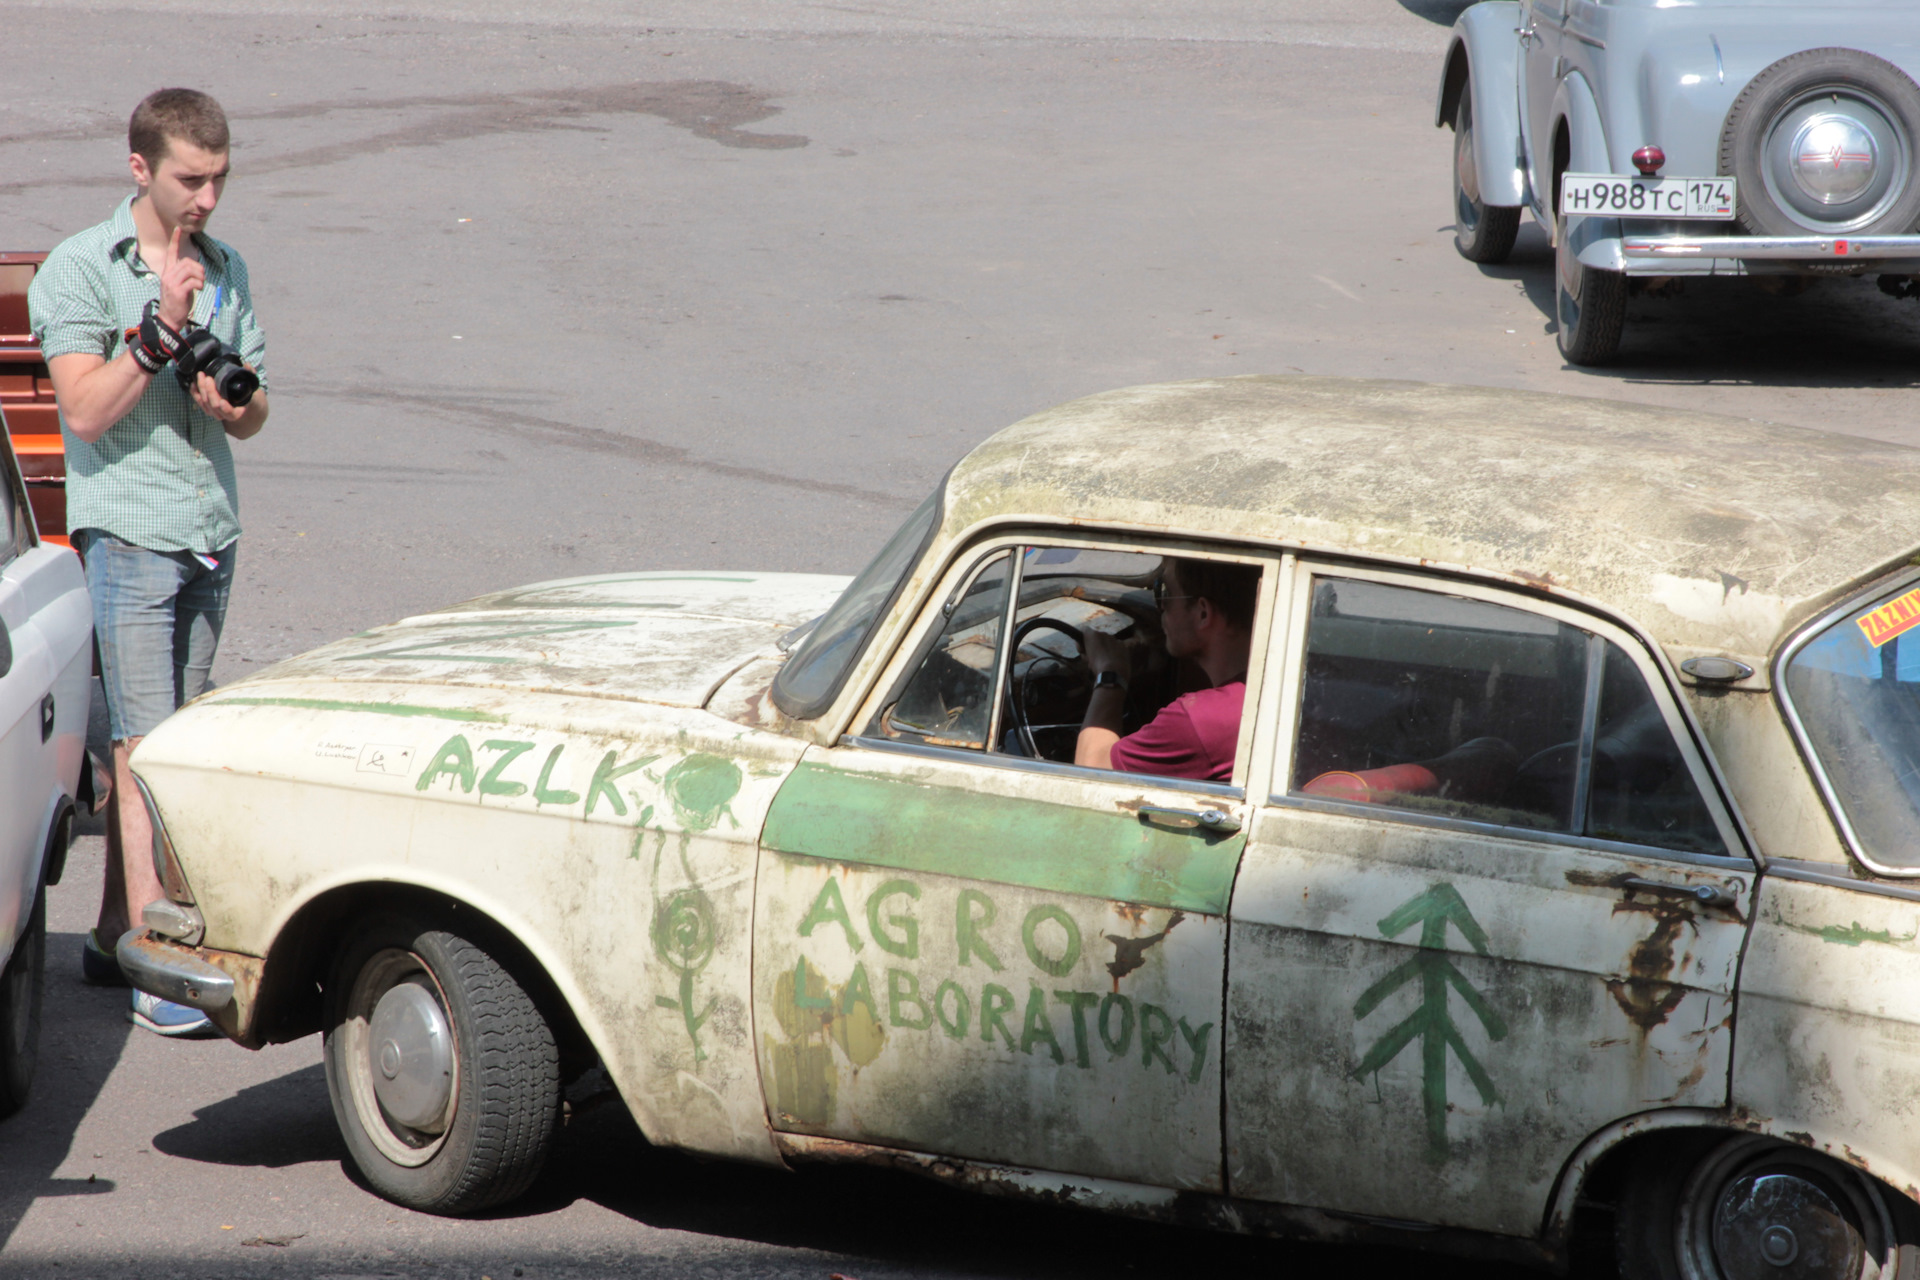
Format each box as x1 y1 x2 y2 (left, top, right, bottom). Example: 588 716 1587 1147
0 425 90 1119
1440 0 1920 366
120 376 1920 1275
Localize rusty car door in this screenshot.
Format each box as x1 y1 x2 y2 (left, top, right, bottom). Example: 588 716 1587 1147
751 538 1280 1192
1225 563 1755 1236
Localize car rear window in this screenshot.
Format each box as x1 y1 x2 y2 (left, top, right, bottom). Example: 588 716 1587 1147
1784 580 1920 870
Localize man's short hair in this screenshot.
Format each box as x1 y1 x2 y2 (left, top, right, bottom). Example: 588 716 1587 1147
1167 557 1260 632
129 89 229 169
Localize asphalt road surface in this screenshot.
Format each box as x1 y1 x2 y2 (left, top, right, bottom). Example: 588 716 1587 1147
4 2 1920 1276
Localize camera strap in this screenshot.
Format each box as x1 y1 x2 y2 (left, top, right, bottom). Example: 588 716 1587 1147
131 300 186 372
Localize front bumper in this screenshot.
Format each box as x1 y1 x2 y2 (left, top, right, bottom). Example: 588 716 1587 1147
1623 234 1920 272
118 931 236 1012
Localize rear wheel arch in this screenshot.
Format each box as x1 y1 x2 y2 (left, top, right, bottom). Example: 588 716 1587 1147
1439 39 1471 130
1551 1119 1920 1275
252 883 596 1082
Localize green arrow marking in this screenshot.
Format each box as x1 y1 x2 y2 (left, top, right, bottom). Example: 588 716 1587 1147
1351 882 1509 1160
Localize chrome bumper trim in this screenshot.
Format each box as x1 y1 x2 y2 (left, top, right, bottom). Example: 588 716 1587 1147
117 932 234 1011
1624 235 1920 261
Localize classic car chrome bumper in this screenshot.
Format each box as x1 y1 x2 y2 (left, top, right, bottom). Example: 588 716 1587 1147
1624 235 1920 262
117 931 235 1011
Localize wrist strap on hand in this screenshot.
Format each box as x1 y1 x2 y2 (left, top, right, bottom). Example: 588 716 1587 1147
123 328 166 374
137 299 186 366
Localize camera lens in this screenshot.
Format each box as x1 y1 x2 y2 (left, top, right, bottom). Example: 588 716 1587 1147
211 358 258 407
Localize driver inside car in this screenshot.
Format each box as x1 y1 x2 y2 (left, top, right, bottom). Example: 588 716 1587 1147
1075 557 1259 782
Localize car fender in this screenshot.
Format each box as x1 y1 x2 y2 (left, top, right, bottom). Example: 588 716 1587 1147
1437 2 1526 209
1542 1106 1920 1246
1553 71 1624 272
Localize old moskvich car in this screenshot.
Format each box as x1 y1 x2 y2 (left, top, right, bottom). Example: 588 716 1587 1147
1440 0 1920 365
122 377 1920 1275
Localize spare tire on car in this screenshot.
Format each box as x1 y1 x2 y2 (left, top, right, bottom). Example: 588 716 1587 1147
1719 48 1920 238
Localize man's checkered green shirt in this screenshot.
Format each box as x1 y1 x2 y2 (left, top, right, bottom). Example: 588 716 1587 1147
28 193 267 554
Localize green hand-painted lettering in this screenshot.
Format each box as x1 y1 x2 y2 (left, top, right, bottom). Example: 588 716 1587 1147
1351 882 1509 1160
415 734 476 793
934 979 971 1040
1021 904 1081 977
533 744 580 806
793 956 833 1010
980 983 1016 1049
840 963 878 1019
1054 991 1099 1068
585 750 658 817
887 968 934 1030
1139 1002 1177 1074
1098 992 1135 1058
867 880 921 959
1020 985 1065 1064
798 877 863 951
957 889 1004 971
478 740 535 798
1177 1017 1214 1085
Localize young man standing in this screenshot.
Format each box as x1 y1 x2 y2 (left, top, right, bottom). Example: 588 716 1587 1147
29 88 268 1037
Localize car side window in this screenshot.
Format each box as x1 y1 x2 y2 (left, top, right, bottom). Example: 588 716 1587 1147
871 550 1013 750
1290 577 1725 854
870 542 1260 784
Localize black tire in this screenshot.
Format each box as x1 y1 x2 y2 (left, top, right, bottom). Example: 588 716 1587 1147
0 879 45 1119
1453 87 1522 264
1555 207 1627 365
1720 48 1920 238
1617 1133 1919 1280
322 917 561 1214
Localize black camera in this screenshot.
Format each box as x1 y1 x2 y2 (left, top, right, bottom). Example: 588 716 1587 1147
172 324 259 407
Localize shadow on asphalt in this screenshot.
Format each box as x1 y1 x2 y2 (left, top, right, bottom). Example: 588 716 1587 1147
1399 0 1476 24
497 1087 1554 1280
1470 221 1920 391
0 920 134 1253
151 1062 344 1168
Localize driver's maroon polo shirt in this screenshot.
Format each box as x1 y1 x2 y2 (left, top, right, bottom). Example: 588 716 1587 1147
1107 680 1245 783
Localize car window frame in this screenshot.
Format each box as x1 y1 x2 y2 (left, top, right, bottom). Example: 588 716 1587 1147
0 426 33 567
1775 564 1920 879
845 529 1285 799
1265 558 1755 872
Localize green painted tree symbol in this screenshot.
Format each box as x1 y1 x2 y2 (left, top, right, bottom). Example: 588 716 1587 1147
1350 882 1509 1160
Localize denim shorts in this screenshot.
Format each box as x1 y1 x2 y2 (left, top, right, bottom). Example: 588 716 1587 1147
77 530 238 741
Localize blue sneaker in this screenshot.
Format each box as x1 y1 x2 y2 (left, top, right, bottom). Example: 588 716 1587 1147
129 989 217 1039
83 928 129 986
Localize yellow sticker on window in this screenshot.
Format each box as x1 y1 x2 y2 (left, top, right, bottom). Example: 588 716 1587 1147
1857 586 1920 648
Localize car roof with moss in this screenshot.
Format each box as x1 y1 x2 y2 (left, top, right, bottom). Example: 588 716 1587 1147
941 376 1920 661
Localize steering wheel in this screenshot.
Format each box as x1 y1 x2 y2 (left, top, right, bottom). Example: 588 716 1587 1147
1007 617 1085 760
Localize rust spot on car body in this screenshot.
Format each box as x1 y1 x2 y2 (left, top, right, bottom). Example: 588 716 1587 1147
1566 868 1701 1030
1105 910 1185 985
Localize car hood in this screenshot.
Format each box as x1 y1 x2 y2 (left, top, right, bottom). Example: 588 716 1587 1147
225 571 851 709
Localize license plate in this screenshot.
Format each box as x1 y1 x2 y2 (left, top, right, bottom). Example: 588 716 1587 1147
1560 173 1737 219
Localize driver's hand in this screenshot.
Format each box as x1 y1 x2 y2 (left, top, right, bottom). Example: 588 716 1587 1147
1084 628 1133 679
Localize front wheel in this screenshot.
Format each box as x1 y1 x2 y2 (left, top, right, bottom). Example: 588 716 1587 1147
323 917 561 1214
1555 208 1626 365
1452 88 1521 264
1617 1133 1918 1280
0 880 46 1119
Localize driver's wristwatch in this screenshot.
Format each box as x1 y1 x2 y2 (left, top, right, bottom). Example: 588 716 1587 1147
1092 671 1128 693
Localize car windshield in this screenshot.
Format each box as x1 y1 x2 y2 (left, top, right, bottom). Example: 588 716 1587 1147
1784 579 1920 870
770 486 943 720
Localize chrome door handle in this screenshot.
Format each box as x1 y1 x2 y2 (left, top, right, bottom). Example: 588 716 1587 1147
1622 876 1737 911
1138 805 1242 834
